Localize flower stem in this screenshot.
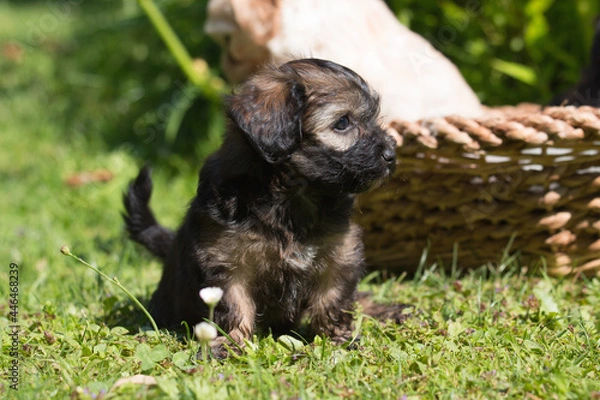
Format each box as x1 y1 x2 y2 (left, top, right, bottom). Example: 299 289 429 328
135 0 225 101
60 245 163 343
209 305 215 323
202 341 208 362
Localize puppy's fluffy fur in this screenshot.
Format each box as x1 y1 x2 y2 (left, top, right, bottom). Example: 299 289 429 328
123 59 397 355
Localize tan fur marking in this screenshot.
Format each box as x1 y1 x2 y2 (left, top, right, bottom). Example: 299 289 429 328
309 275 352 342
328 224 362 266
311 284 342 320
315 128 357 152
308 225 362 340
225 281 256 341
208 229 285 274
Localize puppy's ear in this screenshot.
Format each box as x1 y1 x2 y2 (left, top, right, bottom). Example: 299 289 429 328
226 73 306 164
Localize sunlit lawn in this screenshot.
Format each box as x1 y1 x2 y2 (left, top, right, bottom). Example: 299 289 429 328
1 2 599 399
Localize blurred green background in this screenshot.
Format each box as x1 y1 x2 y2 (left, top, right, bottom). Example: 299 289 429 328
2 0 598 163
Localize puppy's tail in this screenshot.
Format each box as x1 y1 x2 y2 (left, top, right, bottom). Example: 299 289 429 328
122 166 175 260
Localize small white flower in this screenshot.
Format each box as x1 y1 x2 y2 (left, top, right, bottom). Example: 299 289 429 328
194 322 217 342
199 287 223 307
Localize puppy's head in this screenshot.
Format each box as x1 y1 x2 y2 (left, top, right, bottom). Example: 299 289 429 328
226 58 396 193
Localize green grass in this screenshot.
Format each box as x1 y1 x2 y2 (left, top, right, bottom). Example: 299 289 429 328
1 1 599 399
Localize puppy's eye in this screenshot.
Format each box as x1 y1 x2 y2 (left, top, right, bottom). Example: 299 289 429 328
333 115 351 132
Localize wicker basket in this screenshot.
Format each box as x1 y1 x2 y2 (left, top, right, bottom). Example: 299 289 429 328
357 104 600 277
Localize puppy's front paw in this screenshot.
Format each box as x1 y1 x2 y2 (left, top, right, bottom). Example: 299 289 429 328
329 332 361 350
317 322 354 347
211 337 230 360
199 336 243 360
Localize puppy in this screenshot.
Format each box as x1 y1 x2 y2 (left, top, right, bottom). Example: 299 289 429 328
549 16 600 106
123 59 397 356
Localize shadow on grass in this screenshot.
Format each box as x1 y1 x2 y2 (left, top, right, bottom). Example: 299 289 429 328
101 296 153 333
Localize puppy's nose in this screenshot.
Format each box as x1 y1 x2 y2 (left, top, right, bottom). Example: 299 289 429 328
381 147 396 163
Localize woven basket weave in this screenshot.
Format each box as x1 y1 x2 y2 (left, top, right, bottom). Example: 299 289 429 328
357 104 600 277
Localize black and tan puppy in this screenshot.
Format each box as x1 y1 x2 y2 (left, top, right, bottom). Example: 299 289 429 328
123 59 397 356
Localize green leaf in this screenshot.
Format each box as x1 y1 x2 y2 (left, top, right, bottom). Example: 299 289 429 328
525 15 549 47
82 345 93 357
110 326 130 336
150 344 170 362
136 343 156 371
277 335 305 352
490 59 538 85
525 0 555 17
524 339 544 355
533 283 560 316
102 295 118 313
93 343 107 357
447 321 464 338
156 376 180 400
172 351 195 371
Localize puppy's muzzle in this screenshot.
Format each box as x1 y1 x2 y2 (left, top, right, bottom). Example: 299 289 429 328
381 134 397 174
382 147 396 163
